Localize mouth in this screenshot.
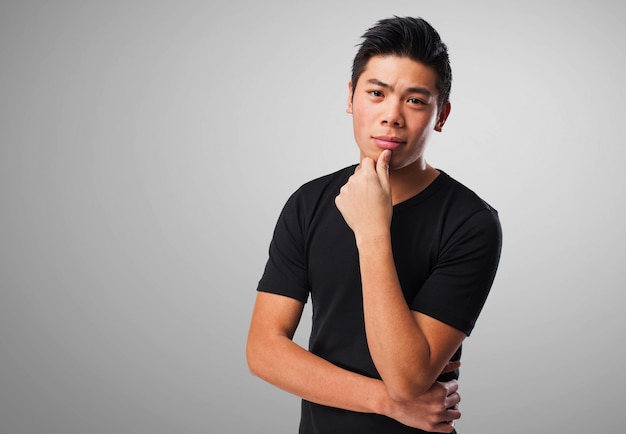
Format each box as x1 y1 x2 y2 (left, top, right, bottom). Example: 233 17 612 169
372 136 406 150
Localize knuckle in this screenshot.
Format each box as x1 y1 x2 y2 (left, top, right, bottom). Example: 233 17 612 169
432 381 445 391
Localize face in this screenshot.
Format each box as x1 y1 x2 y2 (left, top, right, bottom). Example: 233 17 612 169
347 55 450 171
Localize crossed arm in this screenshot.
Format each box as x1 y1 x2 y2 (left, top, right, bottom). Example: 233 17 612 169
246 292 461 432
335 150 466 401
246 151 466 432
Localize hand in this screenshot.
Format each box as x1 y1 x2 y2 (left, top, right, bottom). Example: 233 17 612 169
335 150 393 239
383 361 462 433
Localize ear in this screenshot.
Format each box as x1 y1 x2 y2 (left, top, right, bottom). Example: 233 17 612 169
434 102 451 132
346 81 354 114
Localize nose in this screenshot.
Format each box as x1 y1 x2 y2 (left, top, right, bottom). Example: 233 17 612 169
381 100 404 127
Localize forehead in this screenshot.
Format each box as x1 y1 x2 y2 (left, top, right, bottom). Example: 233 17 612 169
358 55 438 92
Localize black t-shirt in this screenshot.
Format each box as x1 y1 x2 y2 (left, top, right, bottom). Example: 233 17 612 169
257 166 502 433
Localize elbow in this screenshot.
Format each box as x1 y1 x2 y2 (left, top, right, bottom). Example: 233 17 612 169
246 352 258 378
246 333 278 381
388 388 428 403
388 387 429 403
246 328 291 382
385 377 432 402
245 337 264 378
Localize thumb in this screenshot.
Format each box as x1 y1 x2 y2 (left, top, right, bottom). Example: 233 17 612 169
377 149 391 190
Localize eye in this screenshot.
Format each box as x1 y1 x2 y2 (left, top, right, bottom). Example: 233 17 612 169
368 90 384 98
407 97 425 105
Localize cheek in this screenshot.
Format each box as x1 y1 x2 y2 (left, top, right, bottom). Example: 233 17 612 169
409 115 438 142
352 106 374 134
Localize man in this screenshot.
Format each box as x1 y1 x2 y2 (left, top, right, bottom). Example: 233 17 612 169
247 16 502 433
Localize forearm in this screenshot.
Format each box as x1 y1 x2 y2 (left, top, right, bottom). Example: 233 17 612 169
248 332 462 432
356 232 436 400
247 331 388 415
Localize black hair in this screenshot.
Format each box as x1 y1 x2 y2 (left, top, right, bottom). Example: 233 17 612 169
351 16 452 109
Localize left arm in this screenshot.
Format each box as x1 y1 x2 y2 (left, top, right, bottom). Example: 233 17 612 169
357 231 465 401
335 151 465 402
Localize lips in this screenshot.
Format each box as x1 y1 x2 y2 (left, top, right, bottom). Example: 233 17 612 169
372 136 406 150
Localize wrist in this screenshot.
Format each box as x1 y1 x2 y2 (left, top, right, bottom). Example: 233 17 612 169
354 229 391 250
368 380 394 417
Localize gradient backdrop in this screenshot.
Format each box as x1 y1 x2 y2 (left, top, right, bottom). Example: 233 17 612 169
1 1 625 433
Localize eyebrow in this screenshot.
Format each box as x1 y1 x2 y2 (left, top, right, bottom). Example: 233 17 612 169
366 78 433 96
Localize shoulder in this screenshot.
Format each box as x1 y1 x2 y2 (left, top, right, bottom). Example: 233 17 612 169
414 171 501 245
436 171 502 248
398 170 499 225
297 165 355 196
285 165 356 209
426 171 501 234
275 165 355 224
436 171 498 215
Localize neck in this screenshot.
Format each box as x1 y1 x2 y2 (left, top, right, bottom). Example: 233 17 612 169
389 161 439 205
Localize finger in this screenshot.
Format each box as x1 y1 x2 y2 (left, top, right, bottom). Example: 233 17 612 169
359 157 375 174
440 379 459 396
376 149 391 190
445 391 461 408
444 406 461 422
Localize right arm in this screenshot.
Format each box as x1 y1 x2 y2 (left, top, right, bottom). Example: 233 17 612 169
246 291 461 432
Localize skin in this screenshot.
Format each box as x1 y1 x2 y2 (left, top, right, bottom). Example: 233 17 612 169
247 293 461 431
345 55 451 205
336 55 464 401
247 55 462 432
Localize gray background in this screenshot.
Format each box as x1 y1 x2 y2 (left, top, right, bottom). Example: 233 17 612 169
1 0 624 433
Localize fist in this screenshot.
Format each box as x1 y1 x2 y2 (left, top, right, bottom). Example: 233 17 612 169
335 150 392 237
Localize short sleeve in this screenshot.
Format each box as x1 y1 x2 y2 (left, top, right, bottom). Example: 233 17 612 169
411 208 502 335
256 191 310 303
